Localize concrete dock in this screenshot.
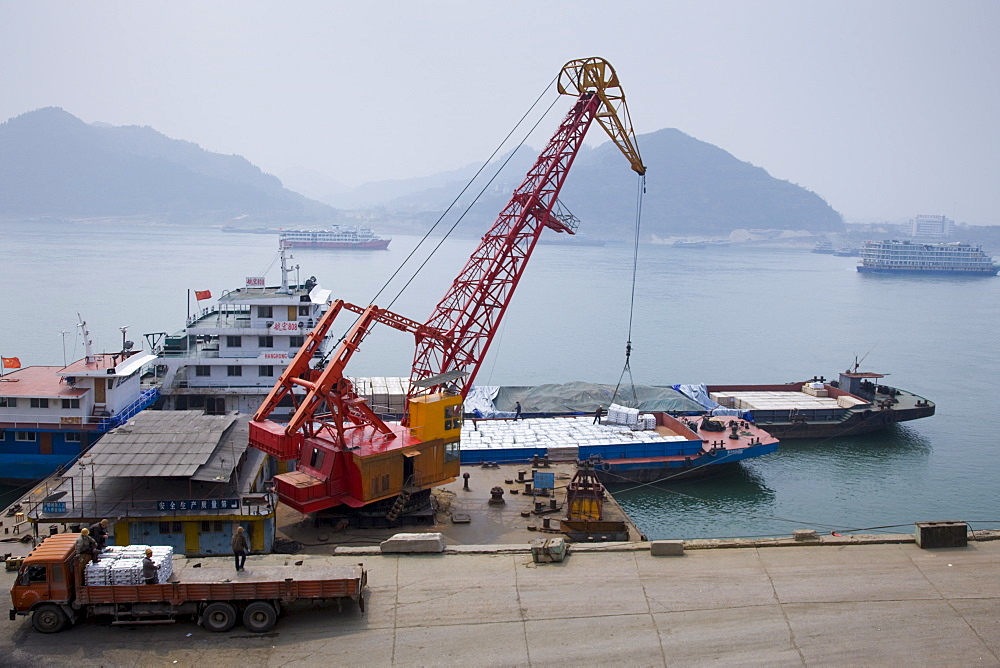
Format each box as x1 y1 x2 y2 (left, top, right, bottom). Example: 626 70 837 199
3 539 1000 666
4 463 999 665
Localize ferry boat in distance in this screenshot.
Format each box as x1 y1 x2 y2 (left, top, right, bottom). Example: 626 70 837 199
811 239 835 254
858 240 999 275
279 226 390 250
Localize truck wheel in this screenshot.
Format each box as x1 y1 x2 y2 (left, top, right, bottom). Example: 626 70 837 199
32 604 68 634
242 601 277 633
201 602 237 633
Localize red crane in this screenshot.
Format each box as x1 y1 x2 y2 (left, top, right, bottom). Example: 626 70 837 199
249 57 645 518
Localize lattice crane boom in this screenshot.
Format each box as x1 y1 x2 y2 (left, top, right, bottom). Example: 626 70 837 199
406 57 644 406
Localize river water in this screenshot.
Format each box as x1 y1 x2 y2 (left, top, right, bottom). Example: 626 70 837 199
3 221 999 539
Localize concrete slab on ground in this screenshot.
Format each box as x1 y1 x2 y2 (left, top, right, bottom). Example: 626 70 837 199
4 540 1000 665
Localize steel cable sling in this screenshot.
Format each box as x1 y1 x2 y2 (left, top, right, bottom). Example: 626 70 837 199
611 173 646 407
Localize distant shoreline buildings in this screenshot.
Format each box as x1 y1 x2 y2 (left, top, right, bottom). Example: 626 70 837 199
909 214 954 239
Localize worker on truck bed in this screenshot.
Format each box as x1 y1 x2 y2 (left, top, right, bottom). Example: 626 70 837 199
142 548 159 585
232 526 250 571
74 528 99 584
88 519 110 551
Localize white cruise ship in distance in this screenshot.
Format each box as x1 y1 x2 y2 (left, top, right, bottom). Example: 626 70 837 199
149 244 331 415
279 225 390 250
857 240 999 276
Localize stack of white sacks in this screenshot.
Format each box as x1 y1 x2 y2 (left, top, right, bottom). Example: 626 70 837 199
84 545 174 585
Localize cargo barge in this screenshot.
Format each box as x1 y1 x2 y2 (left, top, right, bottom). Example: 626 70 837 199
698 369 935 439
459 410 778 482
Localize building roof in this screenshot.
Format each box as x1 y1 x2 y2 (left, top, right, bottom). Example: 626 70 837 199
72 411 243 479
0 367 87 398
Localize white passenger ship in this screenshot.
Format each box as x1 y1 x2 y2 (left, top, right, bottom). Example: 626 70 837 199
278 226 390 250
857 240 999 276
151 245 331 416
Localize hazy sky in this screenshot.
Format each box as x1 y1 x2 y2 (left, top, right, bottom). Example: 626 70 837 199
3 1 999 224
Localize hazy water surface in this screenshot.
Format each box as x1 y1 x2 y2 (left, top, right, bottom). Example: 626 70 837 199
3 221 999 539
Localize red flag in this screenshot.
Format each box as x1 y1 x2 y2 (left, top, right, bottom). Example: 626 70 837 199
2 357 21 369
194 290 212 301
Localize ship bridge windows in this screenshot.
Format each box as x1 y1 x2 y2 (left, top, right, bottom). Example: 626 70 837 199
257 306 273 318
227 366 243 377
290 336 305 348
65 432 81 443
226 336 242 348
259 366 274 377
15 431 36 442
195 366 211 377
61 398 80 409
0 397 15 408
298 305 311 316
30 398 50 408
258 336 274 348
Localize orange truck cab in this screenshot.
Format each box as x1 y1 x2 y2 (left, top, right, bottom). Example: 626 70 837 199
9 533 80 633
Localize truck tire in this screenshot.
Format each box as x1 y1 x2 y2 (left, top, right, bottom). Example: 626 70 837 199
242 601 277 633
32 604 69 634
202 602 237 633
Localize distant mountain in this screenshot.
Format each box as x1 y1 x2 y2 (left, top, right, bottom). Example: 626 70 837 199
0 107 337 222
336 128 843 239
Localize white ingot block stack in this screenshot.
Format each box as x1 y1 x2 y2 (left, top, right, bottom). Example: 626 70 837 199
81 545 174 585
606 403 640 428
84 561 111 586
150 545 175 582
110 558 144 585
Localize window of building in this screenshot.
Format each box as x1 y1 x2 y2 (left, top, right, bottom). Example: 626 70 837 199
259 366 274 377
298 305 310 316
0 397 15 408
258 306 273 318
227 366 242 377
158 521 184 534
195 366 211 377
61 398 80 409
290 336 305 348
258 336 274 348
226 336 242 348
15 431 37 442
200 521 226 533
65 433 82 443
30 398 50 408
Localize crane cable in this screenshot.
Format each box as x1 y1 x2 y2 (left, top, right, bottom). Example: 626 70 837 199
317 74 561 363
611 173 646 407
373 74 560 310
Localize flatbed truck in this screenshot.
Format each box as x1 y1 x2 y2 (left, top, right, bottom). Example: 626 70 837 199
9 533 367 633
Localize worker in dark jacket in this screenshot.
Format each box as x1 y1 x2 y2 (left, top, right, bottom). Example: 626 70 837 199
142 548 160 585
593 405 605 424
89 519 110 551
232 526 250 571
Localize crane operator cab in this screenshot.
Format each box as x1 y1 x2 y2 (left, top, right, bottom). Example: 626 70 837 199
408 392 462 470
